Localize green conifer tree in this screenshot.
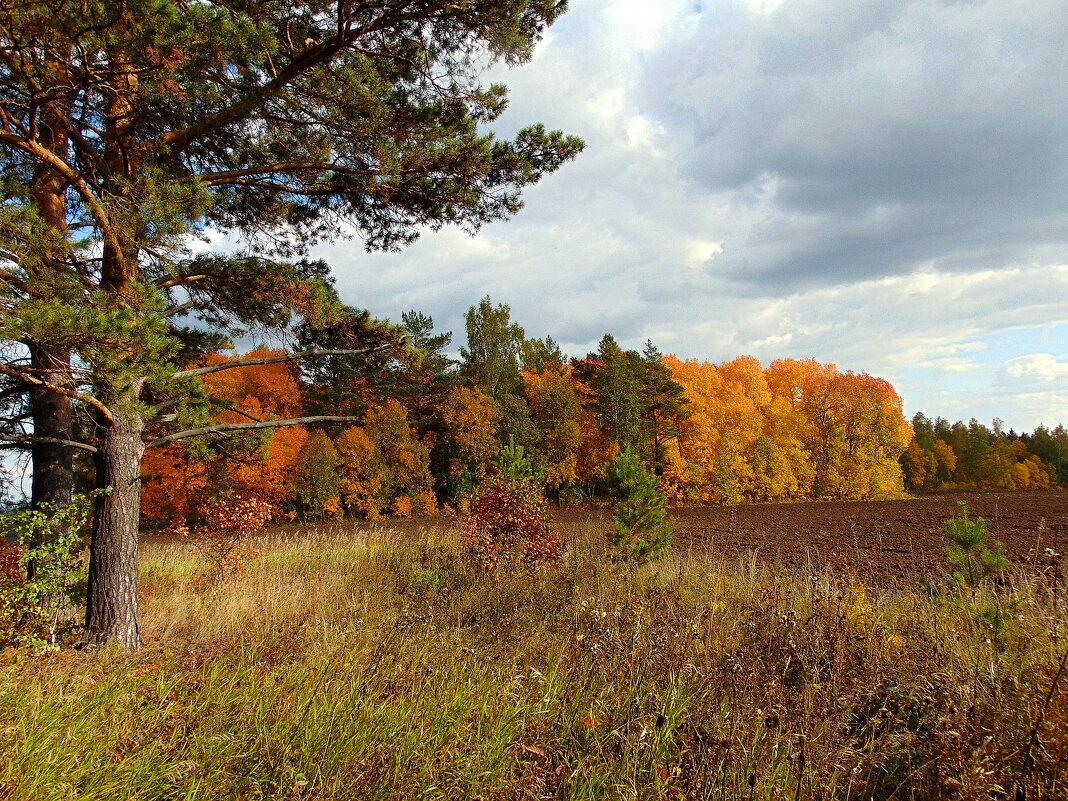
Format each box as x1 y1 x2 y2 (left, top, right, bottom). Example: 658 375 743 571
0 0 582 650
945 502 1009 588
607 447 672 560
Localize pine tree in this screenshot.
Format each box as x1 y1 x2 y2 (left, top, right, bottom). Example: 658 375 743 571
0 0 582 649
638 341 688 475
944 502 1008 589
572 336 687 469
494 436 541 484
607 448 672 561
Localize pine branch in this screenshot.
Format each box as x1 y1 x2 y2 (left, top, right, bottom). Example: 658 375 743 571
0 434 97 453
157 274 211 290
144 415 358 449
148 394 264 425
170 344 398 379
193 162 377 186
160 300 199 318
0 129 128 277
0 362 115 425
154 2 455 161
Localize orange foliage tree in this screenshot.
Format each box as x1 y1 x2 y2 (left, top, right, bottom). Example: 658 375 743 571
661 356 766 503
662 355 910 503
141 348 309 523
364 399 435 514
436 386 499 494
335 426 387 518
523 367 584 494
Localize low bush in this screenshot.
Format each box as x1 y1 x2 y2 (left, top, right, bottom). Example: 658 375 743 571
459 474 559 576
167 494 273 584
0 491 101 650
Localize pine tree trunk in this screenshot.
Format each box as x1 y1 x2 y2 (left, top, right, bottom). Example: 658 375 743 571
81 30 147 652
27 62 75 580
27 347 75 581
84 406 144 651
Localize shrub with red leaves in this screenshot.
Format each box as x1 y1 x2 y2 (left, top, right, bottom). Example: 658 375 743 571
460 476 559 576
169 495 274 584
0 542 22 590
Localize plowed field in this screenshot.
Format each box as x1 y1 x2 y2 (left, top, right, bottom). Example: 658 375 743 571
268 490 1068 588
553 491 1068 586
663 490 1068 585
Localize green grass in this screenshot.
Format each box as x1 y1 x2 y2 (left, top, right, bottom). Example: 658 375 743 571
1 521 1066 799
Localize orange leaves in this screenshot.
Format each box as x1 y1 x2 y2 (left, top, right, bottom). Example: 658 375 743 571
230 425 309 508
140 444 210 523
201 347 305 420
392 496 414 517
202 495 275 534
417 489 439 516
438 387 498 482
336 426 385 518
662 355 911 503
141 349 309 524
664 356 764 503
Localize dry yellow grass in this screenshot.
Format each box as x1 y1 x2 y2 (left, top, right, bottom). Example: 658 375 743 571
1 517 1066 800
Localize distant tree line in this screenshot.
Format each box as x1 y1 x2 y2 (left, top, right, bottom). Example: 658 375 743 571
138 296 931 524
901 414 1066 492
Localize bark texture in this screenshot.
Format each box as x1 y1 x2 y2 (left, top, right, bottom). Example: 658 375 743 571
27 346 74 583
84 407 143 651
27 63 76 579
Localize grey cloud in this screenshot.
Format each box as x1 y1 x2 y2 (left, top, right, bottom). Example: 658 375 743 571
642 0 1068 290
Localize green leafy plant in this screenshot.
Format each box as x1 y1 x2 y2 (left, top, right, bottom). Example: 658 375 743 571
0 490 106 650
607 447 672 560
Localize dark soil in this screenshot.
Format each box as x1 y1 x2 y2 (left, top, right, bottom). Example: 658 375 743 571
658 490 1068 586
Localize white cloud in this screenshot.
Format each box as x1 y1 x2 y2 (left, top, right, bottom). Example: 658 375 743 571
915 358 985 374
1006 354 1068 382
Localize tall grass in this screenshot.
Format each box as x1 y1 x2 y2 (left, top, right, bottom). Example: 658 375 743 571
1 519 1066 800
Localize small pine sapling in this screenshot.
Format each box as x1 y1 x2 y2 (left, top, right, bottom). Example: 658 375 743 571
943 502 1015 650
493 435 542 484
945 501 1008 589
607 447 672 560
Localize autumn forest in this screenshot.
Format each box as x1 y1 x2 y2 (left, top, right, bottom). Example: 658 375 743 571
134 295 1066 531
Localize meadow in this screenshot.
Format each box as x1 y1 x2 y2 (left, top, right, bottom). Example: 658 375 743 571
1 507 1066 800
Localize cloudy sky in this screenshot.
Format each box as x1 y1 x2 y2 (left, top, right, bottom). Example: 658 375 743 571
314 0 1068 433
